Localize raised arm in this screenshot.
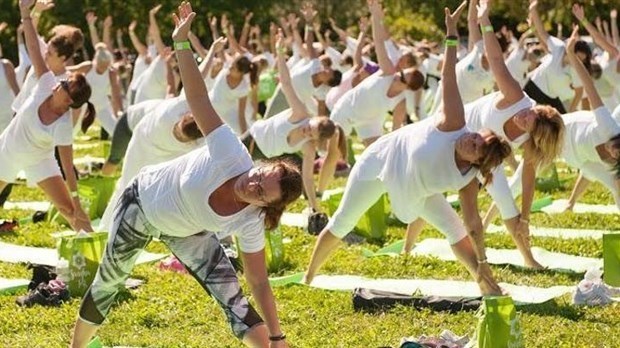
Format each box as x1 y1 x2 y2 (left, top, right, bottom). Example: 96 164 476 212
437 1 468 132
128 20 148 57
31 0 54 32
172 2 222 137
353 18 370 70
208 16 219 42
566 26 603 110
276 31 309 121
239 12 253 49
612 9 619 47
529 1 551 44
149 5 166 56
467 0 482 51
86 12 101 49
188 31 207 59
478 0 524 103
301 3 318 59
19 0 48 78
102 16 114 51
328 17 349 43
198 37 227 78
572 4 620 58
368 0 395 75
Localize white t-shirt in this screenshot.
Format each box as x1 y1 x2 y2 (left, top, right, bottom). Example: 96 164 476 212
562 107 620 169
359 116 476 222
133 55 167 104
597 54 620 110
126 99 163 131
464 91 534 148
0 62 16 133
331 73 404 135
137 125 265 253
85 66 116 134
0 72 72 182
291 58 324 114
208 68 252 135
325 68 356 111
529 36 581 101
505 47 530 88
455 41 494 104
249 109 309 157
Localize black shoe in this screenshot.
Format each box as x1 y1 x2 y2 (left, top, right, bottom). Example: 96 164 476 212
32 210 48 223
0 219 17 233
16 281 70 307
27 264 57 290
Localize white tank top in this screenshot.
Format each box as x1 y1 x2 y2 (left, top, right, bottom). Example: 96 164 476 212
86 66 111 109
0 62 16 132
360 117 476 222
464 92 534 148
249 109 310 157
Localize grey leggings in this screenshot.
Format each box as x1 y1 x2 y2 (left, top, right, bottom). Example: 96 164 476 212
107 112 132 165
78 181 263 338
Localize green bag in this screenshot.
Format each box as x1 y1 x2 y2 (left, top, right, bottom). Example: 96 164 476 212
79 176 118 217
57 232 108 297
603 233 620 286
48 185 100 225
101 140 111 159
258 70 278 103
535 164 561 192
265 226 284 272
472 296 524 348
323 189 388 243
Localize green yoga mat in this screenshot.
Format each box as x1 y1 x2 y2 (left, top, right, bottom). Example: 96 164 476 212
268 274 573 305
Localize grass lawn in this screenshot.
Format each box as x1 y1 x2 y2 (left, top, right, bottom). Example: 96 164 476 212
1 130 619 347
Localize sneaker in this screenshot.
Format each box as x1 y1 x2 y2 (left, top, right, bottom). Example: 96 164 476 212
16 281 70 307
0 219 17 233
32 210 48 223
158 256 187 274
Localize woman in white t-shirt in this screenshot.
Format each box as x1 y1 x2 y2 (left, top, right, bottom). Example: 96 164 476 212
523 1 590 113
405 2 563 270
68 43 122 136
0 0 95 233
318 0 424 192
304 2 511 296
71 5 301 347
243 32 345 213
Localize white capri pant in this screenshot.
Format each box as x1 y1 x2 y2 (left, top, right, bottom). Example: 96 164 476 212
326 157 468 245
0 155 61 186
580 161 620 210
485 164 521 220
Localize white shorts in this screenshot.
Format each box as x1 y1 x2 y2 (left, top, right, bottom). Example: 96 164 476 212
333 117 384 141
0 154 60 186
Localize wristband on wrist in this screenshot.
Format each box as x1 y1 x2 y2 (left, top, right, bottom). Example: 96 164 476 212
305 25 313 31
21 17 32 21
580 18 588 26
173 41 191 51
269 333 286 342
31 11 41 19
277 46 287 54
519 217 530 224
481 25 494 33
477 258 488 264
445 39 458 47
70 191 79 198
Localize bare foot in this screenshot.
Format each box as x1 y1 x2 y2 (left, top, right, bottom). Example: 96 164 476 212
525 259 546 270
478 277 503 296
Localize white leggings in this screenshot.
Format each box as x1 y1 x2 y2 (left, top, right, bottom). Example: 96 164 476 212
326 159 467 244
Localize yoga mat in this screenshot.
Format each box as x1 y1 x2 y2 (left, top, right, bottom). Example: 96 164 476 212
445 196 552 211
541 199 617 215
0 278 29 294
269 274 573 305
3 201 51 211
280 212 307 228
362 239 601 273
487 224 606 240
0 242 167 266
74 143 99 150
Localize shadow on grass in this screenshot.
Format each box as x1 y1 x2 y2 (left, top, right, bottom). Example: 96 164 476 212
519 300 584 321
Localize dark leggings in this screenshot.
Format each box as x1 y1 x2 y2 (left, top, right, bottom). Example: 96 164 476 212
523 79 567 114
107 112 133 165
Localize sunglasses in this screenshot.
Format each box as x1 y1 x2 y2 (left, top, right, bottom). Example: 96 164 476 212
399 71 406 84
59 79 76 106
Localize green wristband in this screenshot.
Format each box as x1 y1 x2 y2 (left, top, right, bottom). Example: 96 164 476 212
173 41 191 51
481 25 494 33
445 39 458 47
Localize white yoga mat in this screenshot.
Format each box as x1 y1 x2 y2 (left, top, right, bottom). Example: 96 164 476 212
487 224 607 240
0 278 29 294
0 242 167 266
541 199 617 214
409 239 601 273
280 212 307 228
74 143 99 150
306 275 572 305
3 201 51 211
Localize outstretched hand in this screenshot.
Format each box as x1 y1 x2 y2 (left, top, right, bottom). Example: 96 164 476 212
104 15 113 28
275 29 285 52
150 4 163 17
300 2 317 23
572 3 585 22
33 0 54 13
86 12 97 26
0 22 7 33
19 0 36 13
566 24 580 53
476 0 490 22
171 1 196 42
211 36 227 53
529 0 538 12
445 1 467 33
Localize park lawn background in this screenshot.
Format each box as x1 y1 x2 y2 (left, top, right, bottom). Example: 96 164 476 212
1 127 619 347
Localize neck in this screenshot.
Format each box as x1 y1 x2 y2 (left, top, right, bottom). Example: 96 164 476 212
454 150 473 172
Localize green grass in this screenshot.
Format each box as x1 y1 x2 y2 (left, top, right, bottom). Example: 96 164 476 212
1 134 620 347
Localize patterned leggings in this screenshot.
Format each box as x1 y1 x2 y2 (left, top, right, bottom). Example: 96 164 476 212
78 181 263 338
